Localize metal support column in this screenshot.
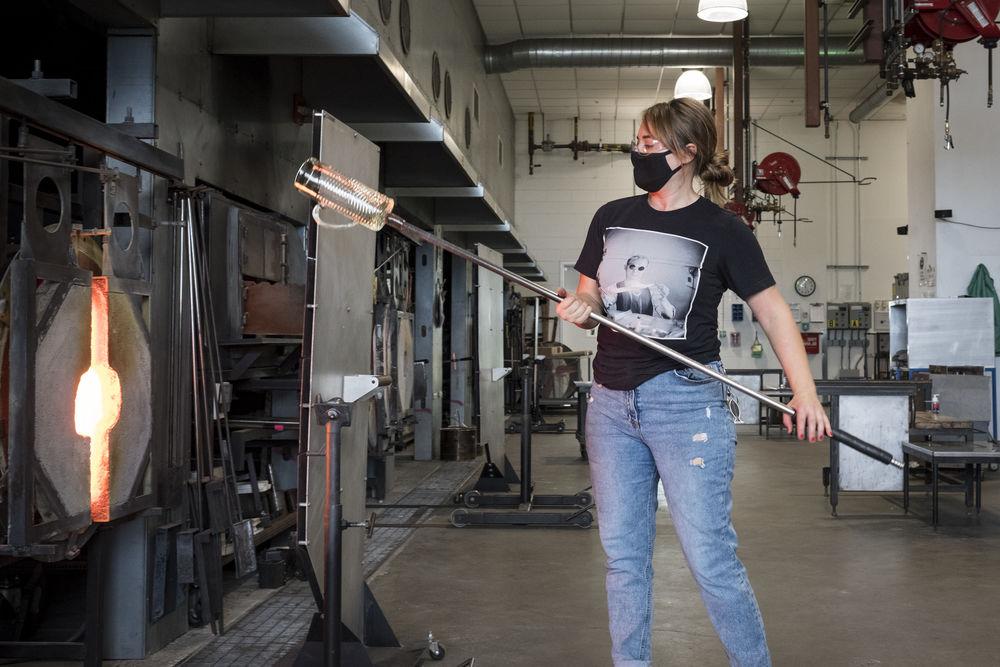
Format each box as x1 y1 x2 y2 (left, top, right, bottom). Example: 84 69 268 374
414 233 443 460
449 256 473 426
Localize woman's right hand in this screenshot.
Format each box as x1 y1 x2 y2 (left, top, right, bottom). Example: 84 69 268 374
555 288 594 325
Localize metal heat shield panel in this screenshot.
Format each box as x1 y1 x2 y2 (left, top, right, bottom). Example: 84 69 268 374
29 276 153 531
476 244 506 467
243 281 305 336
303 112 378 638
837 395 907 492
34 281 92 520
107 287 153 508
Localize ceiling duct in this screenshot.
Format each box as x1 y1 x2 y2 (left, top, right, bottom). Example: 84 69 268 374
484 37 865 73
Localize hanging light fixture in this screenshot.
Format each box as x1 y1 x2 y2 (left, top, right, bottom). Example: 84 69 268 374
697 0 748 22
674 70 713 100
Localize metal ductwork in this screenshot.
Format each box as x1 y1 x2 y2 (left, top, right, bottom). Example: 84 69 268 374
848 84 902 123
484 37 865 73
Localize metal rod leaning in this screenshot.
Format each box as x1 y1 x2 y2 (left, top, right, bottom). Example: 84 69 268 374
293 158 904 470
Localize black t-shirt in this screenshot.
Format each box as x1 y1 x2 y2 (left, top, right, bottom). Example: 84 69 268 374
575 195 775 390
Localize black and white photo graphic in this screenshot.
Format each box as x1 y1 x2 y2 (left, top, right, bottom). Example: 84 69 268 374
597 227 707 340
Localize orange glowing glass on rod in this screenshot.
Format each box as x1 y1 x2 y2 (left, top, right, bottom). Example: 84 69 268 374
74 276 122 522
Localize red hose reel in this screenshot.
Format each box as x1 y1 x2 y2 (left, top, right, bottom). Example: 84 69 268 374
908 0 1000 46
753 152 801 199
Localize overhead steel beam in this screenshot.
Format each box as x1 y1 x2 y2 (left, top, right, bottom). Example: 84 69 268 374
387 186 485 198
0 76 183 180
347 121 444 143
441 223 511 232
162 0 348 16
211 15 378 55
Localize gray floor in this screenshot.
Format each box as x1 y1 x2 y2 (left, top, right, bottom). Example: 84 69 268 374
366 428 1000 666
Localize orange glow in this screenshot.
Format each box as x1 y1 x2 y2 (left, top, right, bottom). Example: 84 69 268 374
73 277 121 522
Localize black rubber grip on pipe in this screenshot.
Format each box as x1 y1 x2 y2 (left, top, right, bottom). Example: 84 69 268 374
830 428 894 465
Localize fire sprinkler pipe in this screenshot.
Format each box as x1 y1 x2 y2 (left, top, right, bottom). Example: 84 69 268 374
292 159 905 470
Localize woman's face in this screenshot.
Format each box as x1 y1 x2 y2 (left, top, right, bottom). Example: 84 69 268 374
635 121 695 173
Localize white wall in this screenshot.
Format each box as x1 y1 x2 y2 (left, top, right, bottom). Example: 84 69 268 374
513 113 908 377
933 42 1000 298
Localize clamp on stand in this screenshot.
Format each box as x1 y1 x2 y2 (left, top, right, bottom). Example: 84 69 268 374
295 375 393 667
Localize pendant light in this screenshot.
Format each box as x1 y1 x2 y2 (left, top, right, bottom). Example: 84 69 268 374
697 0 748 22
674 70 713 101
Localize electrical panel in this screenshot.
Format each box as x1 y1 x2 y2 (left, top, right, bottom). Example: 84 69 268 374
827 302 871 330
848 302 871 329
827 303 849 329
731 303 744 322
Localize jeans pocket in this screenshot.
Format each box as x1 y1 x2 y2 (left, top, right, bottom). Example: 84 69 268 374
671 366 717 384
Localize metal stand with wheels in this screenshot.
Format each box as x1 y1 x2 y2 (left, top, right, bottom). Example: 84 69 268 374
294 376 397 667
452 360 594 528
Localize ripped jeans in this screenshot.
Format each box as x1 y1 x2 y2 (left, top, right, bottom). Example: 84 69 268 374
586 361 770 667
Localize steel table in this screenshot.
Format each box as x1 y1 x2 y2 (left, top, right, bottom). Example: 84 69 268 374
902 441 1000 527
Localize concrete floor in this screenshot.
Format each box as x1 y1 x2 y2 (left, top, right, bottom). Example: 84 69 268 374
369 428 1000 666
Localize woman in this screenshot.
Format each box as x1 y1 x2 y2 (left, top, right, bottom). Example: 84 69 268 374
556 98 831 667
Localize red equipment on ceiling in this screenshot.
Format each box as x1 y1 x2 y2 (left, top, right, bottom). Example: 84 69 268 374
754 152 801 199
907 0 1000 45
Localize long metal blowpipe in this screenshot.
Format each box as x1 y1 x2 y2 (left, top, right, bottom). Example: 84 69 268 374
294 158 904 469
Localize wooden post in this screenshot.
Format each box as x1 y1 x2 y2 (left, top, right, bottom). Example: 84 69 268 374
714 67 726 153
805 0 821 127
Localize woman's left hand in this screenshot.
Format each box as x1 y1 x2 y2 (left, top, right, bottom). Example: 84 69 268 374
784 391 832 442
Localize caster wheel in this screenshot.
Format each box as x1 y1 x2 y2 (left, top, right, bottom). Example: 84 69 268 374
575 492 593 508
452 492 465 505
557 423 566 433
576 512 594 529
450 509 470 528
463 490 482 508
989 463 999 472
429 645 446 661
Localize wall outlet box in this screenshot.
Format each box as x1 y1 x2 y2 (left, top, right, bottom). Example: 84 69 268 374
934 209 953 219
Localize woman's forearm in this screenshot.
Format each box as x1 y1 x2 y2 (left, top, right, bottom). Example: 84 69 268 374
750 289 817 396
574 292 604 329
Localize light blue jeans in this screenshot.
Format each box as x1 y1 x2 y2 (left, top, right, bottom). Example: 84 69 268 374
586 362 770 667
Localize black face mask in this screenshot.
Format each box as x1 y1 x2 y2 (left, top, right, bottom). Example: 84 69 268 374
631 150 679 193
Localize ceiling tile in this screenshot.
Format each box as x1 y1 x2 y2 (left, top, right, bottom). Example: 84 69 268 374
532 68 576 80
518 3 570 19
622 19 674 33
572 19 624 33
520 18 573 34
474 5 519 22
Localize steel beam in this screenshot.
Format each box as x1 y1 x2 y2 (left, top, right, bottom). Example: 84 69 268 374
0 76 183 179
162 0 349 16
386 186 485 198
211 16 378 55
348 121 444 143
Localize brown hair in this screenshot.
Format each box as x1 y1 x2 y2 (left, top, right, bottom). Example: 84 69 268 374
640 98 734 206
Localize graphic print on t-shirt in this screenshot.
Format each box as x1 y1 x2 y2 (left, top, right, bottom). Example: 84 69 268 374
596 227 708 340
